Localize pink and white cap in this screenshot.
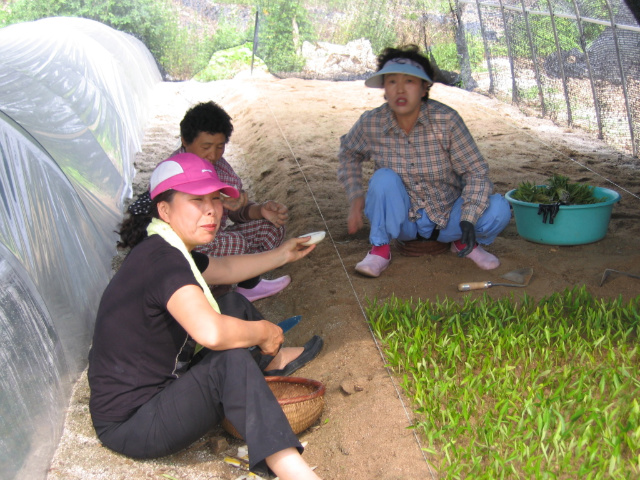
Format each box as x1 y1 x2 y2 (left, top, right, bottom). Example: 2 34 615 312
149 153 239 200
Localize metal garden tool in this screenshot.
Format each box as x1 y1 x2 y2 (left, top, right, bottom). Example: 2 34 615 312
599 269 640 286
458 267 534 291
277 315 302 334
248 315 302 355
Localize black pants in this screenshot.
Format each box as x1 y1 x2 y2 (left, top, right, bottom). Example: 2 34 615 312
93 293 300 475
195 291 274 370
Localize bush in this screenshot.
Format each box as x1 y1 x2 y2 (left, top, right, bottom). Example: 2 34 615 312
194 42 266 82
1 0 215 80
160 26 217 80
211 17 253 52
431 35 484 73
256 0 314 73
346 1 397 54
510 14 604 59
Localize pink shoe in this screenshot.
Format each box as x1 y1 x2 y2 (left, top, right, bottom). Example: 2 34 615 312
355 252 390 278
451 243 500 270
236 275 291 302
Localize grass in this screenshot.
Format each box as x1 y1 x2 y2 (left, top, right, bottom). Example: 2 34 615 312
366 287 640 479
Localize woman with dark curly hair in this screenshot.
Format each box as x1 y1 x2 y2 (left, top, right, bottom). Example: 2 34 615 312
337 44 510 277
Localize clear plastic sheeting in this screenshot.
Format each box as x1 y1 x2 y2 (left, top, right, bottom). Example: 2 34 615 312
0 111 111 376
0 16 161 237
0 17 161 480
0 243 68 480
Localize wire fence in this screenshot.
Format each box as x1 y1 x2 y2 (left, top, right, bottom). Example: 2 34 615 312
180 0 640 158
283 0 639 158
457 0 639 157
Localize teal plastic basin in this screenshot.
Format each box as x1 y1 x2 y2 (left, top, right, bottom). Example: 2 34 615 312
505 186 620 245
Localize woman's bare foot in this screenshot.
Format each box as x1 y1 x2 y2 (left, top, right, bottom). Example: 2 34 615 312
264 347 303 371
266 447 321 480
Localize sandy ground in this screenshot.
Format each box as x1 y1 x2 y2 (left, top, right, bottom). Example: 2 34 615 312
47 71 640 480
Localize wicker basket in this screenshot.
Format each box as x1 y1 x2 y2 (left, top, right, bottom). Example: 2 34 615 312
222 376 326 439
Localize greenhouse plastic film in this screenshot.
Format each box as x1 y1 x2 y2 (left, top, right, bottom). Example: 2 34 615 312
0 17 161 480
0 17 161 235
0 244 68 480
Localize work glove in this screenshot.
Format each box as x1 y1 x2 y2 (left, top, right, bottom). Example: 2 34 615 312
458 221 476 257
537 202 561 224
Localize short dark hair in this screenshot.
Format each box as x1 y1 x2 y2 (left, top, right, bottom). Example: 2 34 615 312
180 101 234 145
376 45 434 101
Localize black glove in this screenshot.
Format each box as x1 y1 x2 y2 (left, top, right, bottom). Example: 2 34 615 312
458 221 476 257
537 202 561 224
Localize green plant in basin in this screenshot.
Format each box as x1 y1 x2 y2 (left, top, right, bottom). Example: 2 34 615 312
511 174 606 205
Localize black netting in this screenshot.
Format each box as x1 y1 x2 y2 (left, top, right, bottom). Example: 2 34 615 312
172 0 640 156
459 0 639 156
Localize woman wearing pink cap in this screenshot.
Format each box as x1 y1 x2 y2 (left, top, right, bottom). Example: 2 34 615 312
337 45 511 278
88 153 322 479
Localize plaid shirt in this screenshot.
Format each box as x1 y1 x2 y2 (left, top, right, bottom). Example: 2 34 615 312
210 156 247 229
337 100 493 227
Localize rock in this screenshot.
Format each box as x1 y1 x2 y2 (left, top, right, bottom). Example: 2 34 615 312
340 379 356 395
353 377 366 392
340 376 368 394
207 436 229 454
300 39 377 80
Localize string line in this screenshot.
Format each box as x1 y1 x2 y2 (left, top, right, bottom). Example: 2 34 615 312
261 96 437 479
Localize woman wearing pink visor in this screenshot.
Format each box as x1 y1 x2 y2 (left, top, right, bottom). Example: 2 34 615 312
88 153 322 479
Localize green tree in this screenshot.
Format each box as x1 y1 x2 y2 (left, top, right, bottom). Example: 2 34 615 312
346 0 397 54
1 0 217 79
256 0 314 73
6 0 172 52
509 0 606 59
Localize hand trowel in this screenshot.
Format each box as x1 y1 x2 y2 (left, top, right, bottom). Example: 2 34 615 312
277 315 302 334
457 267 533 291
248 315 302 354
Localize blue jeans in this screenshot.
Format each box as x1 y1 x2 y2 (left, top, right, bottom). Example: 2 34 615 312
364 168 511 246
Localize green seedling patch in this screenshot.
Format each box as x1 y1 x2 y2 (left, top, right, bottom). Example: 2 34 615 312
367 287 640 479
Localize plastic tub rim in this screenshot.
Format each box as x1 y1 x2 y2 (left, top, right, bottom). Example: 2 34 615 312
505 185 621 209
